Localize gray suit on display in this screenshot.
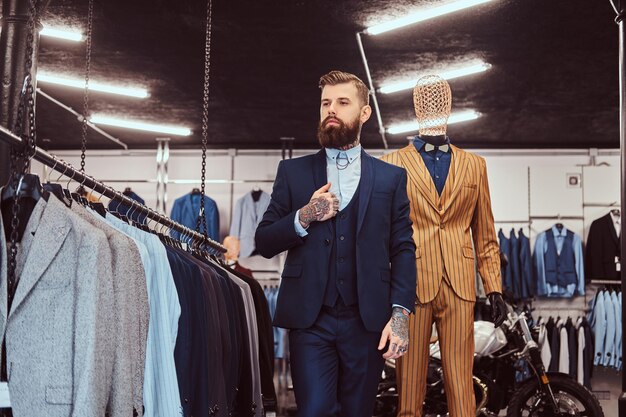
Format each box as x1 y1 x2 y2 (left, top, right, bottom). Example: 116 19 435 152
0 195 115 417
70 203 150 417
230 192 270 258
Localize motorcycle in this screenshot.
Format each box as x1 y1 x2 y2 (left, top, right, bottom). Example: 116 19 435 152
374 307 604 417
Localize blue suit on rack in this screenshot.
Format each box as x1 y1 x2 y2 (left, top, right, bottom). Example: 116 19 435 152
518 229 533 298
255 148 416 417
498 229 512 295
509 229 522 299
170 192 220 242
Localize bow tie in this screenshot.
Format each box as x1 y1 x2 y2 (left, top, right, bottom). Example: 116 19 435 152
424 143 450 153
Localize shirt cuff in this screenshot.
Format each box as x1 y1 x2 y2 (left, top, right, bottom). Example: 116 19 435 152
392 304 411 314
294 209 309 237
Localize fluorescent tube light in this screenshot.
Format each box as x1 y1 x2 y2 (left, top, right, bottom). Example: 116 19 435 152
38 73 149 98
366 0 497 35
387 110 481 134
379 62 492 94
90 115 192 136
40 26 83 42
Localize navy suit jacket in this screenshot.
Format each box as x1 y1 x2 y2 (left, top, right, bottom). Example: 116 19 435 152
255 149 417 332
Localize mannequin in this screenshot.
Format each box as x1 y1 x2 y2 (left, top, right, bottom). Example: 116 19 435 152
381 74 506 417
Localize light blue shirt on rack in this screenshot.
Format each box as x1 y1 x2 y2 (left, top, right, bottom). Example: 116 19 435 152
294 145 362 236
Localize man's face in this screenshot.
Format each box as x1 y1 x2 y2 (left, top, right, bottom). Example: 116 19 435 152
317 82 371 148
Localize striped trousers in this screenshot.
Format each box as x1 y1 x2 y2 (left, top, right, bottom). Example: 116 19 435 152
396 276 476 417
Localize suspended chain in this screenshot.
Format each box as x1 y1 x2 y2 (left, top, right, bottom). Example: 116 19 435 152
196 0 213 239
7 0 39 299
80 0 94 173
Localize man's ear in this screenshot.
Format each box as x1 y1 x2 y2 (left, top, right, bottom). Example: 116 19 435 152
361 105 372 124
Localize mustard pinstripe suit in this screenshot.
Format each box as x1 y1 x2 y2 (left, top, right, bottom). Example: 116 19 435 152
381 144 501 417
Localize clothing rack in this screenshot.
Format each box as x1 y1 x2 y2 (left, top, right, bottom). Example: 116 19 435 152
591 279 622 286
0 125 227 254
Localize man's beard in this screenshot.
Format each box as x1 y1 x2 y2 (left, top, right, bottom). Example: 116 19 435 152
317 115 361 149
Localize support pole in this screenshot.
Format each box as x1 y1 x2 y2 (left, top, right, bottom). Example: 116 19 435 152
0 0 50 185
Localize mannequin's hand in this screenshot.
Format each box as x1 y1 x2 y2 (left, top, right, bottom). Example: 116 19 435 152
488 292 507 328
378 307 410 359
299 183 339 228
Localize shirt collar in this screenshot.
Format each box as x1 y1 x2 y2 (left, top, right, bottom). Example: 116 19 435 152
551 225 568 237
325 145 362 162
413 135 452 152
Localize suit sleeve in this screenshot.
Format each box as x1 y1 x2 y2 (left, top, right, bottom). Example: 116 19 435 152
389 170 417 313
255 161 305 258
470 158 502 295
72 230 114 416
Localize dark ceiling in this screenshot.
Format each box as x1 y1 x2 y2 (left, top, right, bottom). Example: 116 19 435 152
2 0 620 150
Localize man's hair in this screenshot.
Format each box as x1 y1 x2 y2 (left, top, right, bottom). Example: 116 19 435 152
319 70 370 106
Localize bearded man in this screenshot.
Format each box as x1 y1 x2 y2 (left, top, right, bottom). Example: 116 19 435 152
255 70 416 417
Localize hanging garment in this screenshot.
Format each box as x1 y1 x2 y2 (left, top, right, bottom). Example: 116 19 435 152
230 264 277 410
558 319 569 373
509 229 522 299
577 318 585 386
566 318 578 378
585 213 621 282
498 229 512 296
170 192 220 242
533 225 585 297
603 290 617 367
108 190 146 224
106 214 182 417
589 290 607 366
70 203 149 417
610 290 621 370
618 292 623 371
548 317 561 372
518 229 533 298
230 191 270 258
0 195 115 416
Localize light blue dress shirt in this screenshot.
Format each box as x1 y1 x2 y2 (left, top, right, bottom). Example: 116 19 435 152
590 290 607 366
611 290 621 369
533 226 585 297
604 290 617 367
294 145 362 236
106 214 183 417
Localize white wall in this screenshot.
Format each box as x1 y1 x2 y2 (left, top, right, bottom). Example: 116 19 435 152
33 147 621 279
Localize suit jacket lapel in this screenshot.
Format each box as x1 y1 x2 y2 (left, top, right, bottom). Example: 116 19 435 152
441 145 470 212
312 149 332 235
605 213 620 245
357 150 374 235
312 149 327 190
11 197 71 316
398 145 438 211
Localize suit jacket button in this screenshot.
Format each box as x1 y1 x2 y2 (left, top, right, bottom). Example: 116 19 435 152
440 223 445 229
325 239 330 246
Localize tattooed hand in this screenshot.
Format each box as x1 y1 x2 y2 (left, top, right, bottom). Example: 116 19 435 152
299 183 339 228
378 307 410 359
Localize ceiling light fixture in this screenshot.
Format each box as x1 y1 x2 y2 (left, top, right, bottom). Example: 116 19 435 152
37 73 149 98
387 110 481 134
365 0 497 35
90 115 192 136
379 62 492 94
40 26 83 42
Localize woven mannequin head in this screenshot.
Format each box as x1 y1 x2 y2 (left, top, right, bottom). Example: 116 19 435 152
223 235 240 262
413 74 452 136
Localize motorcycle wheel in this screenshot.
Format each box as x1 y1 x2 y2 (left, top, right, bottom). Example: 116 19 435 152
506 374 604 417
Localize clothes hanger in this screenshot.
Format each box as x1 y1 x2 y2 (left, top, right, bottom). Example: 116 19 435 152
43 158 72 207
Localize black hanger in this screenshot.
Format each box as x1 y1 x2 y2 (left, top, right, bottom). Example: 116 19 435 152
43 183 72 207
555 223 564 231
191 188 201 195
251 187 263 202
1 173 47 203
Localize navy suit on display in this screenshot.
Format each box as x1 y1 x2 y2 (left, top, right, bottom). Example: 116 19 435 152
255 148 416 417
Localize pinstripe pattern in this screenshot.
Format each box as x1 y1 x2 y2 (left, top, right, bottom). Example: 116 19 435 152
396 277 475 417
106 214 183 417
381 144 501 303
381 144 501 417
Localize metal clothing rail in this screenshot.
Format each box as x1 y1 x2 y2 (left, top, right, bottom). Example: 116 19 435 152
0 125 227 254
